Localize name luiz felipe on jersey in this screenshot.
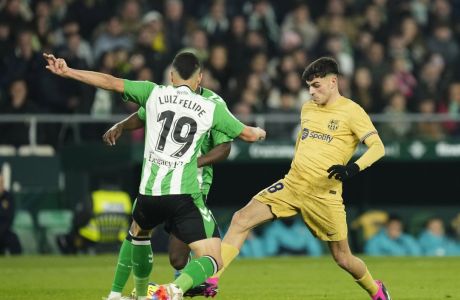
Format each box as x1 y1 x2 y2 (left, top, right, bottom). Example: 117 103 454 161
158 94 207 118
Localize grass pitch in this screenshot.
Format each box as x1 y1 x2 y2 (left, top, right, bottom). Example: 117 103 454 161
0 255 459 300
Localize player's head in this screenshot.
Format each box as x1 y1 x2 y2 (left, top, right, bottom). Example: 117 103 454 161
301 57 340 105
171 51 203 91
386 214 403 239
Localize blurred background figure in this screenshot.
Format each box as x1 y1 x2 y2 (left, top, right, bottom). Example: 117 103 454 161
364 215 421 256
0 172 22 255
418 217 460 256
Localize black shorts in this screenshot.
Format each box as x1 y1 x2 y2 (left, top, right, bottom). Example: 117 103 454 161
133 194 220 244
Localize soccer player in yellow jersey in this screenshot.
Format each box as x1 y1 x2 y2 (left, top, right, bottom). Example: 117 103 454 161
215 57 391 300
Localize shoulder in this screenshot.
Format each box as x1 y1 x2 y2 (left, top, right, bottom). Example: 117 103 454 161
342 97 367 113
300 99 314 112
200 87 226 104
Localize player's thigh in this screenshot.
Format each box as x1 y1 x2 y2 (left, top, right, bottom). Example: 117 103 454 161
169 194 220 245
132 194 184 234
299 195 347 242
251 179 298 221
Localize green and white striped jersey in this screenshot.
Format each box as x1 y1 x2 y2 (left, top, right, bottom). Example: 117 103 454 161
138 87 233 196
124 80 243 196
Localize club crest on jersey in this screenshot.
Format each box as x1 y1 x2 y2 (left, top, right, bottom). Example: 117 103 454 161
301 128 310 140
328 119 339 131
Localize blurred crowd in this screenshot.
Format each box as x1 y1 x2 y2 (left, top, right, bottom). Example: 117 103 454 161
236 212 460 258
1 0 460 146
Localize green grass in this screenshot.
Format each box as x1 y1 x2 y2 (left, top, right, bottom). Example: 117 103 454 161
0 255 459 299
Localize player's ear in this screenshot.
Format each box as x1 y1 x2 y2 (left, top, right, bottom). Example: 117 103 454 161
170 70 175 85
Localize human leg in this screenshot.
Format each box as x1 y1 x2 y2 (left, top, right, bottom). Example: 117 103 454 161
130 221 154 300
168 234 191 271
328 240 391 299
217 180 297 278
107 232 134 299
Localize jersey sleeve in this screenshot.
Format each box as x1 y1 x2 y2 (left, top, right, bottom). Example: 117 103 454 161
212 103 244 138
210 129 233 146
137 107 146 122
122 80 156 107
349 105 378 143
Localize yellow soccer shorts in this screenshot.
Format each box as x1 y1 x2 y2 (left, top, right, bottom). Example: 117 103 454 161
253 179 347 241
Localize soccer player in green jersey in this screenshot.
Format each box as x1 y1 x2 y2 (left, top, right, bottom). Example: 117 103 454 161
102 86 232 299
44 51 266 300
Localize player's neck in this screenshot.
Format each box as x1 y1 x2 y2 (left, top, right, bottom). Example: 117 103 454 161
323 92 342 107
173 80 196 92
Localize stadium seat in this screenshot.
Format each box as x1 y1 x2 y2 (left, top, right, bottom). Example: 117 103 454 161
18 145 55 156
37 209 73 254
0 145 16 156
12 210 38 254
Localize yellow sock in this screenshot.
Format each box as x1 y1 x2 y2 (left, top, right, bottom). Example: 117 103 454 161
356 269 379 296
215 242 239 278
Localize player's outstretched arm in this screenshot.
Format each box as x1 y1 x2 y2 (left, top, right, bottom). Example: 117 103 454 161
238 126 266 142
43 53 124 93
102 112 144 146
198 142 231 167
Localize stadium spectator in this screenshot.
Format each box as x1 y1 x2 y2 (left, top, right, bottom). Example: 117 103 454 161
267 70 309 110
281 3 319 51
365 215 422 256
351 67 377 113
244 0 279 52
426 22 459 65
2 0 460 144
206 44 231 97
415 99 445 141
418 217 460 256
0 172 22 255
0 0 31 37
264 92 298 139
164 0 188 57
0 79 39 146
93 16 134 61
200 0 229 44
415 54 445 105
379 92 412 141
439 82 460 136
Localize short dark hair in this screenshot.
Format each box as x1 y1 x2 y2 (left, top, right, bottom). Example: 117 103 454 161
172 52 202 80
301 57 339 82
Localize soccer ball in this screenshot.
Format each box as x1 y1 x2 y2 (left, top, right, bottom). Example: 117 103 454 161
131 282 160 300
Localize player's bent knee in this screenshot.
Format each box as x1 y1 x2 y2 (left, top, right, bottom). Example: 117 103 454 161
332 253 351 270
230 210 251 231
169 253 188 270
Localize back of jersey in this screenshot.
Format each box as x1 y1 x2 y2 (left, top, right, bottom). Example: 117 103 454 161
123 80 244 196
124 81 217 195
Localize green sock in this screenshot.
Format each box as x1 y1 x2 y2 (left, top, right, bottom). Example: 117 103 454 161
111 239 133 292
132 239 153 297
174 256 217 292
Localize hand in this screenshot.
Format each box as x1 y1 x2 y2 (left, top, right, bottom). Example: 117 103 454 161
43 53 69 76
327 163 359 181
257 127 266 141
103 123 123 146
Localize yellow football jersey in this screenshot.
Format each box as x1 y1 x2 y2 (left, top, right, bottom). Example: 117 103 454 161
285 96 378 199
